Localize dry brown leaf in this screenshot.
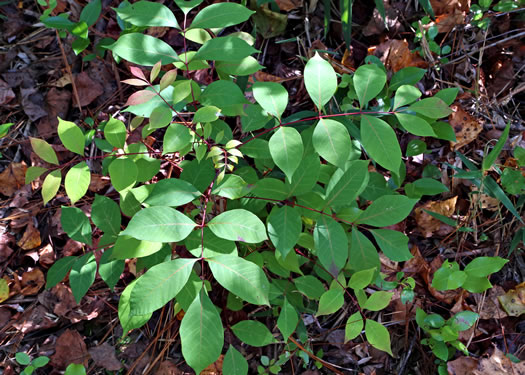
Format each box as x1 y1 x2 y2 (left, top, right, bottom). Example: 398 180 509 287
17 223 41 250
88 174 110 192
449 104 483 150
0 78 15 105
0 161 27 197
38 244 56 268
13 304 57 333
201 354 223 374
472 285 508 320
74 71 104 107
156 360 183 375
447 356 478 375
414 196 458 237
275 0 303 12
88 342 123 372
20 268 45 295
371 39 428 72
470 187 500 211
51 329 89 369
498 281 525 317
473 347 525 375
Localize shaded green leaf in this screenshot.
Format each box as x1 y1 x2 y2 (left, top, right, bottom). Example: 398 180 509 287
353 64 387 109
42 169 61 205
252 82 288 120
365 319 393 355
312 118 351 170
231 320 276 347
61 206 92 245
314 216 348 276
360 115 402 173
70 252 97 303
269 127 303 183
115 1 180 28
189 2 255 29
109 33 180 66
30 137 59 165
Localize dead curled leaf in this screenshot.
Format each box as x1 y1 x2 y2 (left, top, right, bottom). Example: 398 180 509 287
497 281 525 317
0 161 27 197
50 329 89 369
449 104 483 150
473 347 525 375
20 268 45 295
370 39 428 72
414 196 458 237
16 223 41 250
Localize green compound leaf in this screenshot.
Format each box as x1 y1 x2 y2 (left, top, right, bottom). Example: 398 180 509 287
365 319 393 356
61 206 92 245
269 127 303 183
223 345 248 375
119 280 152 336
109 33 180 66
180 288 224 375
207 209 267 243
360 115 402 173
395 113 435 137
91 194 121 236
314 216 348 277
130 258 197 315
30 137 59 165
356 195 418 227
252 81 288 120
70 252 97 303
207 255 270 305
393 84 421 110
115 1 180 29
304 52 337 109
277 297 298 340
324 160 369 209
353 64 387 109
370 229 413 262
57 117 85 155
194 36 258 62
145 178 201 207
312 118 351 170
46 256 77 288
104 116 127 149
122 206 196 243
317 289 344 316
349 229 380 272
363 291 393 311
42 169 61 205
408 97 452 119
345 311 364 342
64 162 90 204
108 157 138 192
231 320 276 347
189 2 254 29
267 205 302 258
464 256 509 277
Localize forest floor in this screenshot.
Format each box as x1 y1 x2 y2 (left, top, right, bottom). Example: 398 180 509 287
0 0 524 374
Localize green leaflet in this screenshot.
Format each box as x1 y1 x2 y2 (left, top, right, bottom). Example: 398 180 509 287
304 52 337 109
252 81 288 120
314 216 348 276
122 206 196 242
58 117 85 155
180 288 224 375
207 255 270 305
353 64 387 109
312 118 351 170
130 258 197 315
188 2 255 29
360 115 402 173
64 162 90 204
109 33 180 66
269 127 303 183
115 1 180 28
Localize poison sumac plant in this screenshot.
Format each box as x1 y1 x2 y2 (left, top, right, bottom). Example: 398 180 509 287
28 1 475 373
